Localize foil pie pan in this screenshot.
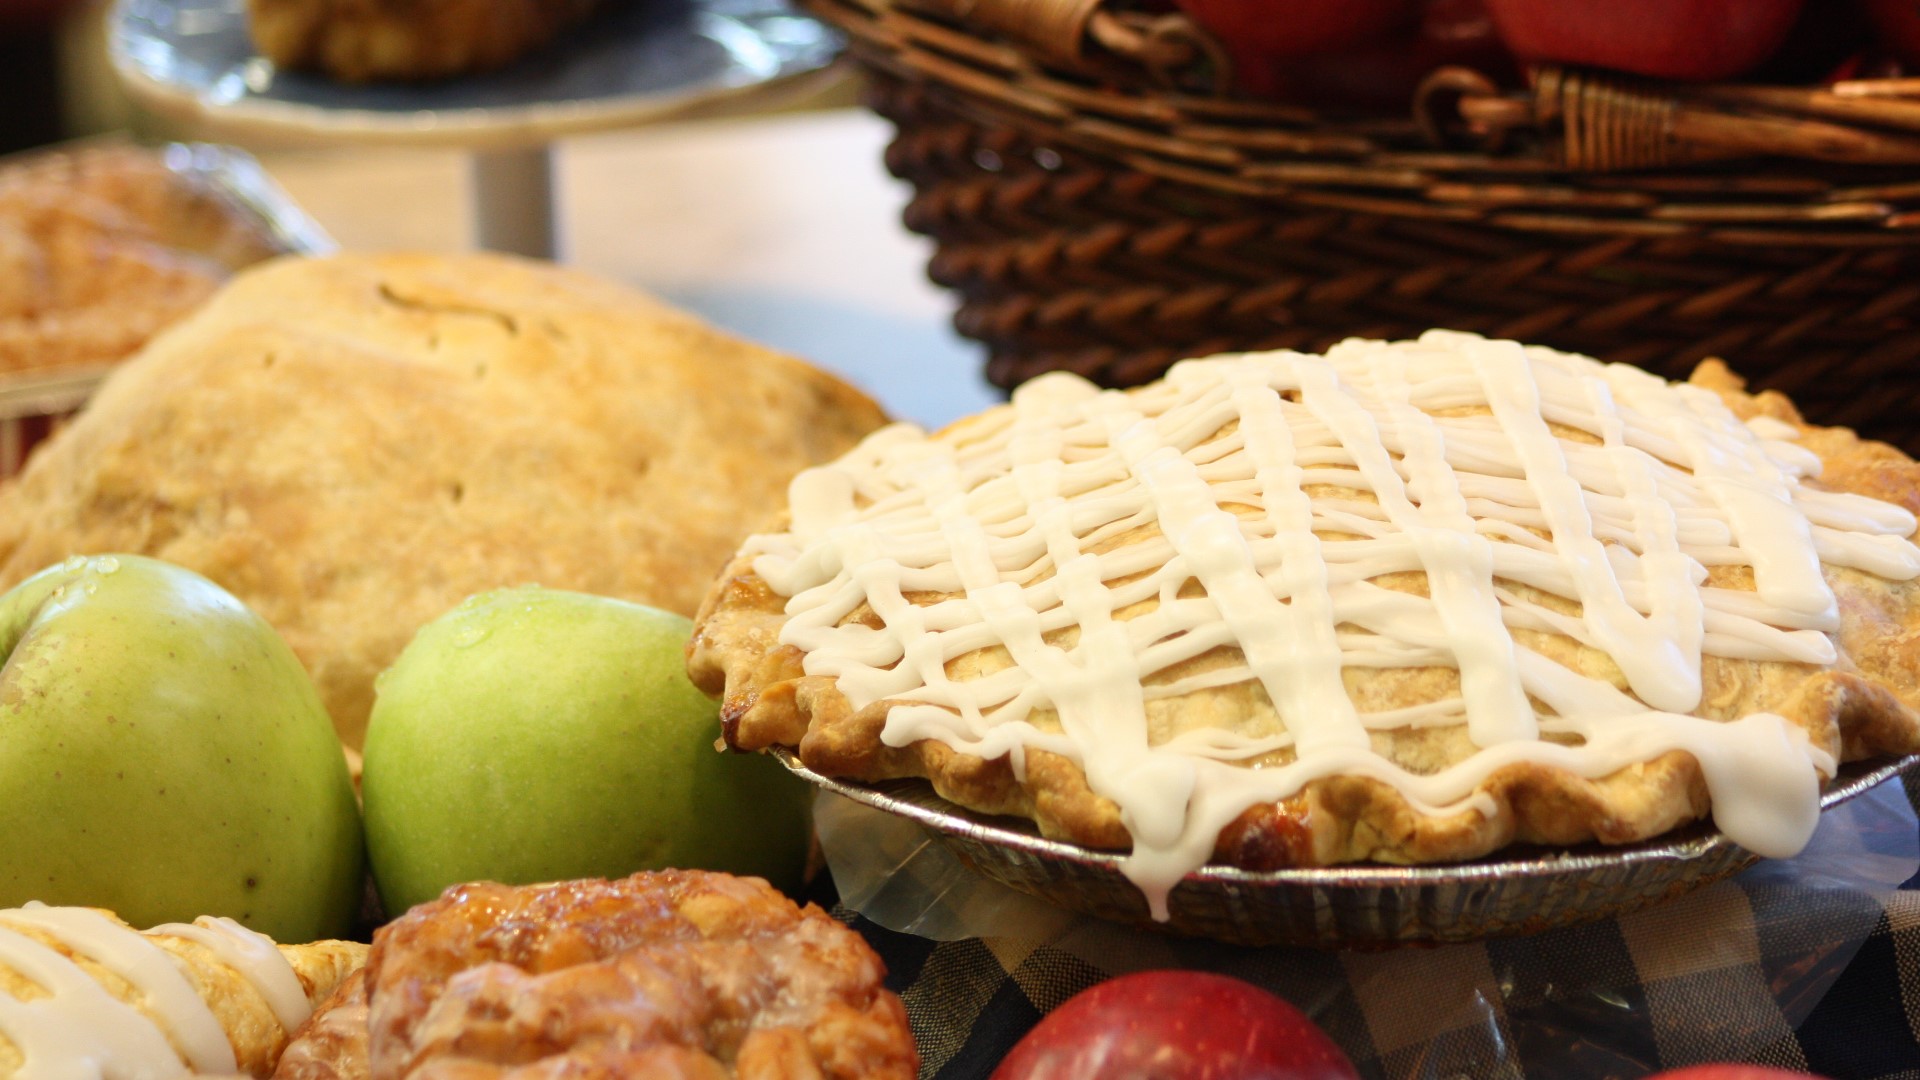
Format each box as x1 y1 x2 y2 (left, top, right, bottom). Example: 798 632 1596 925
776 748 1920 949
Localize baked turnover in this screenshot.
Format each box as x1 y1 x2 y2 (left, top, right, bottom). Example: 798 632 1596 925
690 331 1920 918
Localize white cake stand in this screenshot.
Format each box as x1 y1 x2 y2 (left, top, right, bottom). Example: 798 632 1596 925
107 0 843 257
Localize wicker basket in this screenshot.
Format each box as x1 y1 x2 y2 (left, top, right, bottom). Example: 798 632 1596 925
807 0 1920 450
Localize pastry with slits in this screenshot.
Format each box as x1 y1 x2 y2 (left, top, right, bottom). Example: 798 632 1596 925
689 330 1920 919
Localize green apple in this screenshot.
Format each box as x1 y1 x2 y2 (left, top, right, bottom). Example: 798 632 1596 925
361 586 812 916
0 554 364 941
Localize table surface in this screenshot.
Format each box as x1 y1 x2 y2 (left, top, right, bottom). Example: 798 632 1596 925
257 107 1004 431
252 109 1920 1080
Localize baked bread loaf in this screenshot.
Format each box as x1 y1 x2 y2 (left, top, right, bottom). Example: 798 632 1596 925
689 331 1920 917
0 146 286 377
250 0 601 81
0 903 367 1078
273 871 917 1080
0 252 888 748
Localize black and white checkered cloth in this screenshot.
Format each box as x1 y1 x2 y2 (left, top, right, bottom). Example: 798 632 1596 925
815 773 1920 1079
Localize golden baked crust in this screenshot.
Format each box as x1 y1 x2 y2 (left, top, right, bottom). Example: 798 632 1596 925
276 872 916 1080
250 0 600 81
0 146 285 376
0 252 888 748
688 345 1920 874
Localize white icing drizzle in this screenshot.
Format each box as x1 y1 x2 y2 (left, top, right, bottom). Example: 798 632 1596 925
0 924 186 1080
747 332 1920 919
0 905 283 1079
150 917 310 1036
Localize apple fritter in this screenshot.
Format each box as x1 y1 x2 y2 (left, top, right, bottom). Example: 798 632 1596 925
273 871 917 1080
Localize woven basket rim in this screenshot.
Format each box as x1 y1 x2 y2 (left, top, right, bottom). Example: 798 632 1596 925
809 0 1920 242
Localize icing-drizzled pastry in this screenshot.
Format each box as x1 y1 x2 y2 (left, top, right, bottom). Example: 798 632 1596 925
689 331 1920 918
273 871 916 1080
0 903 367 1078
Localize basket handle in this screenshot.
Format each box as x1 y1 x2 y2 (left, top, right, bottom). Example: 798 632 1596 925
1425 64 1920 169
908 0 1229 91
918 0 1100 65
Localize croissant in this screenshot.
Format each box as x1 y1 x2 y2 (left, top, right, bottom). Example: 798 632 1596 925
0 903 367 1079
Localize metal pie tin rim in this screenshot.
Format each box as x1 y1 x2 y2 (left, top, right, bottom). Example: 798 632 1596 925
776 747 1920 889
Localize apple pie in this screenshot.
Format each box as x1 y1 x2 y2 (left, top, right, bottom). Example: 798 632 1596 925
272 871 918 1080
688 330 1920 918
0 145 287 376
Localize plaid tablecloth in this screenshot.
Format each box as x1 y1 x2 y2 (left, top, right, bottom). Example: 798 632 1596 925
816 773 1920 1079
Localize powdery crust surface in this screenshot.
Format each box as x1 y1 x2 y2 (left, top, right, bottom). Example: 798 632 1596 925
688 361 1920 869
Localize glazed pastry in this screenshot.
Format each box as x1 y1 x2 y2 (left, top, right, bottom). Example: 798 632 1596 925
249 0 602 81
689 330 1920 917
0 903 367 1078
0 253 888 749
271 971 367 1080
274 871 917 1080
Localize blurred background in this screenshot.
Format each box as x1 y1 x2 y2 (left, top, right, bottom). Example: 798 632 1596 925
0 0 856 154
0 0 105 153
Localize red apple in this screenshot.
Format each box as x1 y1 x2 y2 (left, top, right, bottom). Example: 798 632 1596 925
991 970 1359 1080
1174 0 1416 58
1172 0 1417 98
1483 0 1808 81
1245 0 1517 111
1862 0 1920 66
1651 1060 1827 1068
1751 0 1874 83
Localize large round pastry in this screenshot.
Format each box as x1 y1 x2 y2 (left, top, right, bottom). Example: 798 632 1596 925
0 252 888 749
688 330 1920 918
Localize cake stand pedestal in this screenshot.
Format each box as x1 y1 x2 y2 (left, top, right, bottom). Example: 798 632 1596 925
472 147 558 258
